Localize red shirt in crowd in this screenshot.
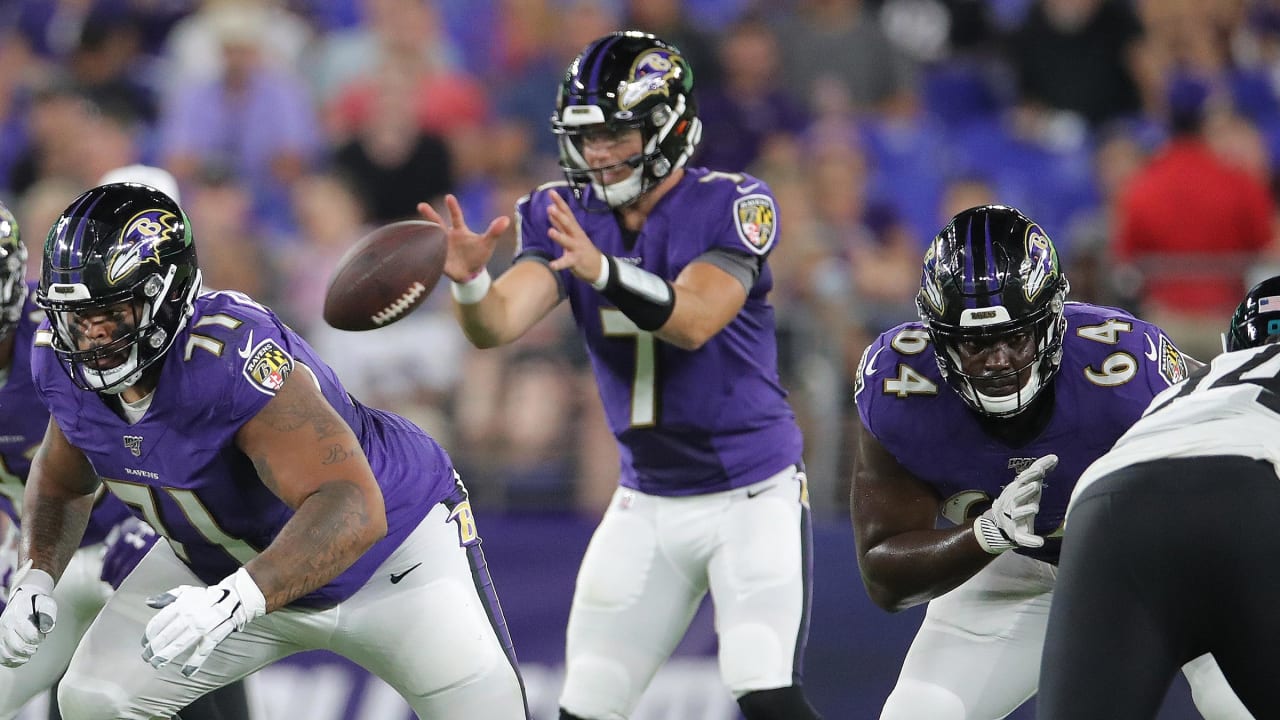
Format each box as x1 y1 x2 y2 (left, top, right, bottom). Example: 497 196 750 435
1117 138 1275 317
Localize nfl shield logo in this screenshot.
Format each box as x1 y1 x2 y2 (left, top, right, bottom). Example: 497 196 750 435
123 436 143 457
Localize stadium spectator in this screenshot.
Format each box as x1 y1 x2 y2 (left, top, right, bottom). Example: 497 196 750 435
694 14 809 173
323 0 488 142
158 1 321 232
773 0 918 117
624 0 722 91
1006 0 1145 128
1115 73 1276 359
331 60 454 225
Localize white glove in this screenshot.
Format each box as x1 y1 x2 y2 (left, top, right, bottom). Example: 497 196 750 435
974 454 1058 554
0 564 57 668
142 567 266 677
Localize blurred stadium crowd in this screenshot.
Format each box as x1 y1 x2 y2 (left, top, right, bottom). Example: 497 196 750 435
4 0 1280 518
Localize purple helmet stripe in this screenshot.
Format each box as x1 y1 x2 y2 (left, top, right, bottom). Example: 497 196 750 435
62 191 105 286
581 34 621 107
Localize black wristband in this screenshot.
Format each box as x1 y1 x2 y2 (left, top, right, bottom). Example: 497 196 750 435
598 256 675 331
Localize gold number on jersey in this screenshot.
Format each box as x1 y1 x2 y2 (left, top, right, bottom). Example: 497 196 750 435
884 364 939 397
1076 318 1132 344
874 328 938 398
101 477 260 564
1076 320 1139 387
890 328 931 355
601 309 657 427
182 292 279 361
1083 351 1139 386
699 171 747 185
183 312 242 360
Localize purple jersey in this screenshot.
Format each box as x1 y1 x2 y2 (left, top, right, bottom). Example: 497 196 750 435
515 168 803 496
31 290 456 608
0 283 128 545
854 302 1191 563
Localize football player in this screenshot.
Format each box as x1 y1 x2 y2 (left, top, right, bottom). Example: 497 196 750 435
1039 276 1280 719
851 204 1251 719
420 31 822 720
0 199 250 720
0 183 529 719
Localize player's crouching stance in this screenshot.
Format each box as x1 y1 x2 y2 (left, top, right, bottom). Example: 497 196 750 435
0 183 529 720
851 205 1251 719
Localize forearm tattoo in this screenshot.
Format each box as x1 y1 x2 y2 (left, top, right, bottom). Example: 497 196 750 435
250 481 374 610
23 492 93 578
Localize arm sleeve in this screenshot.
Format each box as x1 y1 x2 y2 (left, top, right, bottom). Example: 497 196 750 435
512 188 567 299
692 248 762 293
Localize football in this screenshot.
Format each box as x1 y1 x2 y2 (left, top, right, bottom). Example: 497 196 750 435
322 220 448 331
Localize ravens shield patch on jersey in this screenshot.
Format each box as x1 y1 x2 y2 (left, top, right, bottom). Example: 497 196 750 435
241 337 294 395
1158 334 1189 385
733 194 777 255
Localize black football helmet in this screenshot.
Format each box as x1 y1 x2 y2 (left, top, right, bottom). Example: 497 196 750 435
0 203 27 343
551 30 702 209
1225 275 1280 352
38 183 201 394
917 205 1070 418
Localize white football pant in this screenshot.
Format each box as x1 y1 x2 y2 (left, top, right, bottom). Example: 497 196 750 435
560 466 812 719
54 503 527 720
879 550 1253 719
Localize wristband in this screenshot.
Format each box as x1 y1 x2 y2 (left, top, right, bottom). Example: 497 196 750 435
222 567 267 623
8 562 54 598
590 254 610 291
450 268 491 305
973 516 1013 555
596 256 675 331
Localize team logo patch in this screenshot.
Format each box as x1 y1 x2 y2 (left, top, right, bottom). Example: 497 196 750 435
241 337 294 395
123 435 143 457
619 48 684 110
106 209 183 285
1158 334 1189 385
1022 225 1058 303
733 194 777 255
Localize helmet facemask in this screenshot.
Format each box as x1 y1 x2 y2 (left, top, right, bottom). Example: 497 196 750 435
925 290 1068 418
45 264 200 394
0 207 26 344
917 204 1071 419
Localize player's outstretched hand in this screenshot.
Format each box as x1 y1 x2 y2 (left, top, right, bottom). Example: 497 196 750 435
417 194 509 283
142 567 265 677
974 454 1058 554
0 564 56 667
546 191 605 283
